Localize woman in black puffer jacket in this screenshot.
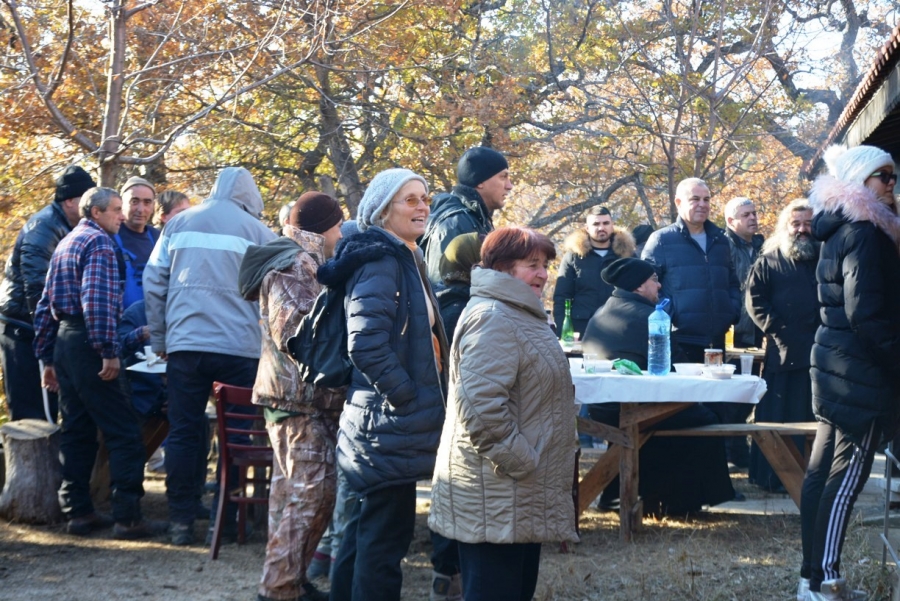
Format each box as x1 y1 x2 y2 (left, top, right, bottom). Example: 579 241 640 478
799 145 900 601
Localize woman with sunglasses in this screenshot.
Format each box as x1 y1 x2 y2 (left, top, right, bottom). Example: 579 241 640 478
798 145 900 601
317 168 449 601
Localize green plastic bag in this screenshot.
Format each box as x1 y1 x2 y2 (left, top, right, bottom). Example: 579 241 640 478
613 358 642 375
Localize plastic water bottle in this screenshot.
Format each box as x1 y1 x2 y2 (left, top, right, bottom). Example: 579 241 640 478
648 298 671 376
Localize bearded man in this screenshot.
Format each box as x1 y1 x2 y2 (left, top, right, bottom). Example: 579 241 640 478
745 199 820 492
552 206 635 336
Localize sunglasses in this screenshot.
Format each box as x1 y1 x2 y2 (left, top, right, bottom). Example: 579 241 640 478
394 195 432 208
869 171 898 185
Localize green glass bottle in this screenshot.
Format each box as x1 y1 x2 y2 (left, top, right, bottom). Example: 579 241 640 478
561 299 575 343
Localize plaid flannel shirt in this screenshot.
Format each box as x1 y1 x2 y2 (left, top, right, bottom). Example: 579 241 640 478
34 219 122 363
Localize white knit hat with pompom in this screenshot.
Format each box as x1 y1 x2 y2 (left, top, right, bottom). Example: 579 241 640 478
823 145 894 187
356 168 428 231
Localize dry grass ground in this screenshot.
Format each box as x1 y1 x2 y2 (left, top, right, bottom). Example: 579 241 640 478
0 468 895 600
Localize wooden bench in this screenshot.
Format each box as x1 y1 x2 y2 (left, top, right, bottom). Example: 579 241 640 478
652 421 818 508
576 420 818 516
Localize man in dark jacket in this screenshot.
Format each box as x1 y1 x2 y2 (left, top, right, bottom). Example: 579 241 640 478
581 258 735 516
641 177 741 362
553 206 636 335
0 165 94 421
724 196 764 348
746 199 819 492
421 146 512 286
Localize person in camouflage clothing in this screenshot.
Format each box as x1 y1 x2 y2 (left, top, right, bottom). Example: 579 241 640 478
238 192 346 601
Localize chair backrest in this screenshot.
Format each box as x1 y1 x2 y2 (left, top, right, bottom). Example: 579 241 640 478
212 382 269 455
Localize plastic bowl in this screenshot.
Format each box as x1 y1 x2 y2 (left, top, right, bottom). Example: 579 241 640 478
584 359 614 374
703 364 737 379
672 363 704 376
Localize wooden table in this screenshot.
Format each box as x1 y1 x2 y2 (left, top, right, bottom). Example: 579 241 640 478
573 367 766 541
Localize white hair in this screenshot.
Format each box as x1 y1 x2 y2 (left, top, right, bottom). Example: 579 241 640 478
674 177 708 202
724 197 754 220
762 198 813 256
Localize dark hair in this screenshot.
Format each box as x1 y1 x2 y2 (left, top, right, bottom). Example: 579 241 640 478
481 226 556 274
585 205 611 218
157 190 189 217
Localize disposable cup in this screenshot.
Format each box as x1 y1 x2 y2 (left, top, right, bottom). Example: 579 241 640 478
740 354 753 375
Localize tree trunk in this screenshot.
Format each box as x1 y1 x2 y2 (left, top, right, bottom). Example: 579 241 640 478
0 419 63 524
98 0 127 186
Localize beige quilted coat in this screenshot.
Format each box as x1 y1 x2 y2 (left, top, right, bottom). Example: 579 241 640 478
428 268 578 544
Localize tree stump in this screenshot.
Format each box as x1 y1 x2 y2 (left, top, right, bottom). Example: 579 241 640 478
0 419 62 524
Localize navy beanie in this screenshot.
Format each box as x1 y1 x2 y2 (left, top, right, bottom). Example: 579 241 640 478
457 147 509 188
55 166 96 203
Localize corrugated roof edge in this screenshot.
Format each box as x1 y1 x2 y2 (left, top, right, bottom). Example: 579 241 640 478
801 23 900 178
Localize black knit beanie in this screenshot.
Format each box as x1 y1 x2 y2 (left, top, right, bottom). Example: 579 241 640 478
54 166 96 203
457 147 509 188
601 258 656 292
289 191 343 234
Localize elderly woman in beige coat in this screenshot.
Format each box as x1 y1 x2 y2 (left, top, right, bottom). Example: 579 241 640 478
429 226 578 601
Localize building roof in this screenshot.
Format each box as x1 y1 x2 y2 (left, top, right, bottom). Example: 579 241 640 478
802 23 900 178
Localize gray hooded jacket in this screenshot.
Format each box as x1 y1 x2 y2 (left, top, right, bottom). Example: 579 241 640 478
143 167 277 358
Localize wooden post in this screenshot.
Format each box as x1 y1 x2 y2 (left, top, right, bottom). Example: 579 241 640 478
0 419 63 524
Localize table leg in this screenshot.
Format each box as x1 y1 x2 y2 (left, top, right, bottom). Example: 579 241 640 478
619 420 640 542
577 445 622 514
751 430 806 508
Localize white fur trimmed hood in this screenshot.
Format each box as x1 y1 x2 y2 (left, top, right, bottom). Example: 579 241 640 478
809 174 900 252
563 226 636 258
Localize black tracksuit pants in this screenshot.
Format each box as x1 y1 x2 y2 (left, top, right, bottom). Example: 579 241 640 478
800 420 880 591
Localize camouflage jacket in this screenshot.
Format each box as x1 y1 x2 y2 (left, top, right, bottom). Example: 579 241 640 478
252 226 346 415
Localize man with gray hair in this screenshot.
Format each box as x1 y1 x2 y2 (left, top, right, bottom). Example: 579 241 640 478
34 187 166 540
724 196 764 349
745 199 819 492
641 177 741 361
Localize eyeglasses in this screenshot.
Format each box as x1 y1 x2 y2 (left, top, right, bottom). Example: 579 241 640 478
394 195 432 208
869 171 898 185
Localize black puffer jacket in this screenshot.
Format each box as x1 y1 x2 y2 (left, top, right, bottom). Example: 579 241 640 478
318 227 449 494
421 185 493 287
552 227 636 335
0 203 73 320
808 175 900 444
641 217 740 348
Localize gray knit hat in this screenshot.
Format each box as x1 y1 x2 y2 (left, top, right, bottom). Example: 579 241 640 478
120 175 156 197
356 168 428 231
823 145 895 187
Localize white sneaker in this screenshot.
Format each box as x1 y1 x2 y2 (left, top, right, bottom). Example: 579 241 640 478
797 577 809 601
807 578 867 600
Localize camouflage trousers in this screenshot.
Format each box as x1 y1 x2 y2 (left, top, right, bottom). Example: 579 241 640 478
259 413 339 600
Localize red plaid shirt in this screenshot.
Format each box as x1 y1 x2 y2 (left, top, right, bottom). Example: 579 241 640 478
34 219 122 363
